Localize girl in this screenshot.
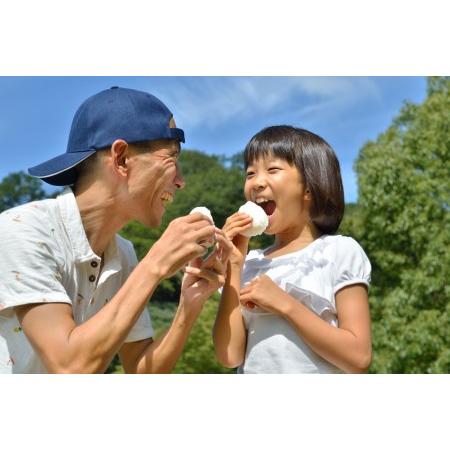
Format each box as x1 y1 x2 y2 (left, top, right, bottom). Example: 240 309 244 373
213 125 372 374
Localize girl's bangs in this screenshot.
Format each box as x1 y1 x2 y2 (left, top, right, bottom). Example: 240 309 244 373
244 140 295 169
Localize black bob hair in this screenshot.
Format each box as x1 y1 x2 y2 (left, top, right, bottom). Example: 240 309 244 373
243 125 345 235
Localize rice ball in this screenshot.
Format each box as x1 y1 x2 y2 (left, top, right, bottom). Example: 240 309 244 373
190 206 214 225
190 206 215 251
238 201 269 237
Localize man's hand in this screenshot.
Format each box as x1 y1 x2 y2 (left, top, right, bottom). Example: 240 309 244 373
180 229 233 316
146 213 216 280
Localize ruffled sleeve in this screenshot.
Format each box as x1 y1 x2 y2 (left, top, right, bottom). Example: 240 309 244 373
332 236 371 294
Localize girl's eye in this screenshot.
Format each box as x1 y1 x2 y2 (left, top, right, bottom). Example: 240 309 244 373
268 167 280 172
246 171 255 178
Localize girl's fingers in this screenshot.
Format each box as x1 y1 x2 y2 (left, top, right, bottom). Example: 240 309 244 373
223 215 252 232
239 280 257 295
227 212 251 222
239 295 256 309
224 218 253 231
224 223 253 240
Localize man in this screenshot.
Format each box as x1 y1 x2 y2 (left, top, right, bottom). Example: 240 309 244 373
0 86 230 373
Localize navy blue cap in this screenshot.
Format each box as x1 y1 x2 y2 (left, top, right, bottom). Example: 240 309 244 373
28 86 185 186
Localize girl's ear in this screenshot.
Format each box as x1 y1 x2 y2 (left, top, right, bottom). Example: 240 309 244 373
304 188 312 201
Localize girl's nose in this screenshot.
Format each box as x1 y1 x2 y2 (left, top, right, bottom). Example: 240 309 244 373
253 173 267 190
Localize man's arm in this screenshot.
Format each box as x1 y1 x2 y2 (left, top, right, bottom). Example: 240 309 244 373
120 229 232 374
15 214 215 373
118 303 202 374
15 260 162 373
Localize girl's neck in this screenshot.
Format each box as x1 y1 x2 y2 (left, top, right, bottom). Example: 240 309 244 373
267 223 321 257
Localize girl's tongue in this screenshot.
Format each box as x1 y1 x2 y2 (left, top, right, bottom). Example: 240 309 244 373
261 200 276 216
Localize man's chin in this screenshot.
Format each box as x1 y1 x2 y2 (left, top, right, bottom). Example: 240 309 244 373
138 214 162 228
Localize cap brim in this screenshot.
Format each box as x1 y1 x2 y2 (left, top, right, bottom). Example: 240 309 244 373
28 150 96 186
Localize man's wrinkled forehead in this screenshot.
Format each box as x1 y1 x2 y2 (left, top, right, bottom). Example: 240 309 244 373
151 139 181 155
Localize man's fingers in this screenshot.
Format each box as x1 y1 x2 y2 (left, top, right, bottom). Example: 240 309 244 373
190 225 216 244
184 266 225 285
214 231 233 261
182 213 214 226
202 250 226 274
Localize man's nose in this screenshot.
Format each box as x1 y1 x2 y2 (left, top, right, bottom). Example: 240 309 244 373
174 163 185 190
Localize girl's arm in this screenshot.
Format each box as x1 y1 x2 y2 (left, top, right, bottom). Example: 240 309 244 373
213 262 248 368
213 212 253 368
240 277 372 373
282 284 371 373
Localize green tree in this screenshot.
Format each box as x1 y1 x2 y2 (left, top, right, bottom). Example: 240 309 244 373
354 76 450 373
0 171 46 212
172 296 234 374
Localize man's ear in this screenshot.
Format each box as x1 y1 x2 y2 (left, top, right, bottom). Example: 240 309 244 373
110 140 130 177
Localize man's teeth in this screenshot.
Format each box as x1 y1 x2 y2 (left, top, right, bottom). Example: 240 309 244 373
161 192 174 204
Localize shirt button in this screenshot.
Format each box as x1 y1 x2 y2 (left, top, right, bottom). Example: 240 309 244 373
91 261 98 268
89 275 96 282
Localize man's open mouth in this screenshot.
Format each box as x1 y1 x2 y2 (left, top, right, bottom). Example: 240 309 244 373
161 192 174 205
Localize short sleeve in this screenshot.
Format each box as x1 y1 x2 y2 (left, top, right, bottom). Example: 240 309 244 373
124 307 154 343
332 237 371 294
0 208 71 313
116 236 154 343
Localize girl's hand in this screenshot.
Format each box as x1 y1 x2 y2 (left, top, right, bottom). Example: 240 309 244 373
239 275 292 314
222 212 253 267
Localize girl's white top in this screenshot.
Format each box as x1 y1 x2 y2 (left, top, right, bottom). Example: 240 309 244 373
238 234 371 374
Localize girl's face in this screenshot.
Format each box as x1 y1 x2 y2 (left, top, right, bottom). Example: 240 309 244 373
244 154 311 235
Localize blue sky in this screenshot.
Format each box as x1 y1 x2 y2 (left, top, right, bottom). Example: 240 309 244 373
0 77 427 203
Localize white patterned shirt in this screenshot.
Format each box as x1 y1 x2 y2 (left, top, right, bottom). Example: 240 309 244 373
0 188 153 373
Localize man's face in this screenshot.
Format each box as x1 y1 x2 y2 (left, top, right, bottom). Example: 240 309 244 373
126 139 184 227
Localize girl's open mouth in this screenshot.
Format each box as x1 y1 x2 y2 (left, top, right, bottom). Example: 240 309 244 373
259 200 276 216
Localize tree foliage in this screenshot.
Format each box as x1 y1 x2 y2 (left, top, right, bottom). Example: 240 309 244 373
353 76 449 373
0 172 46 212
